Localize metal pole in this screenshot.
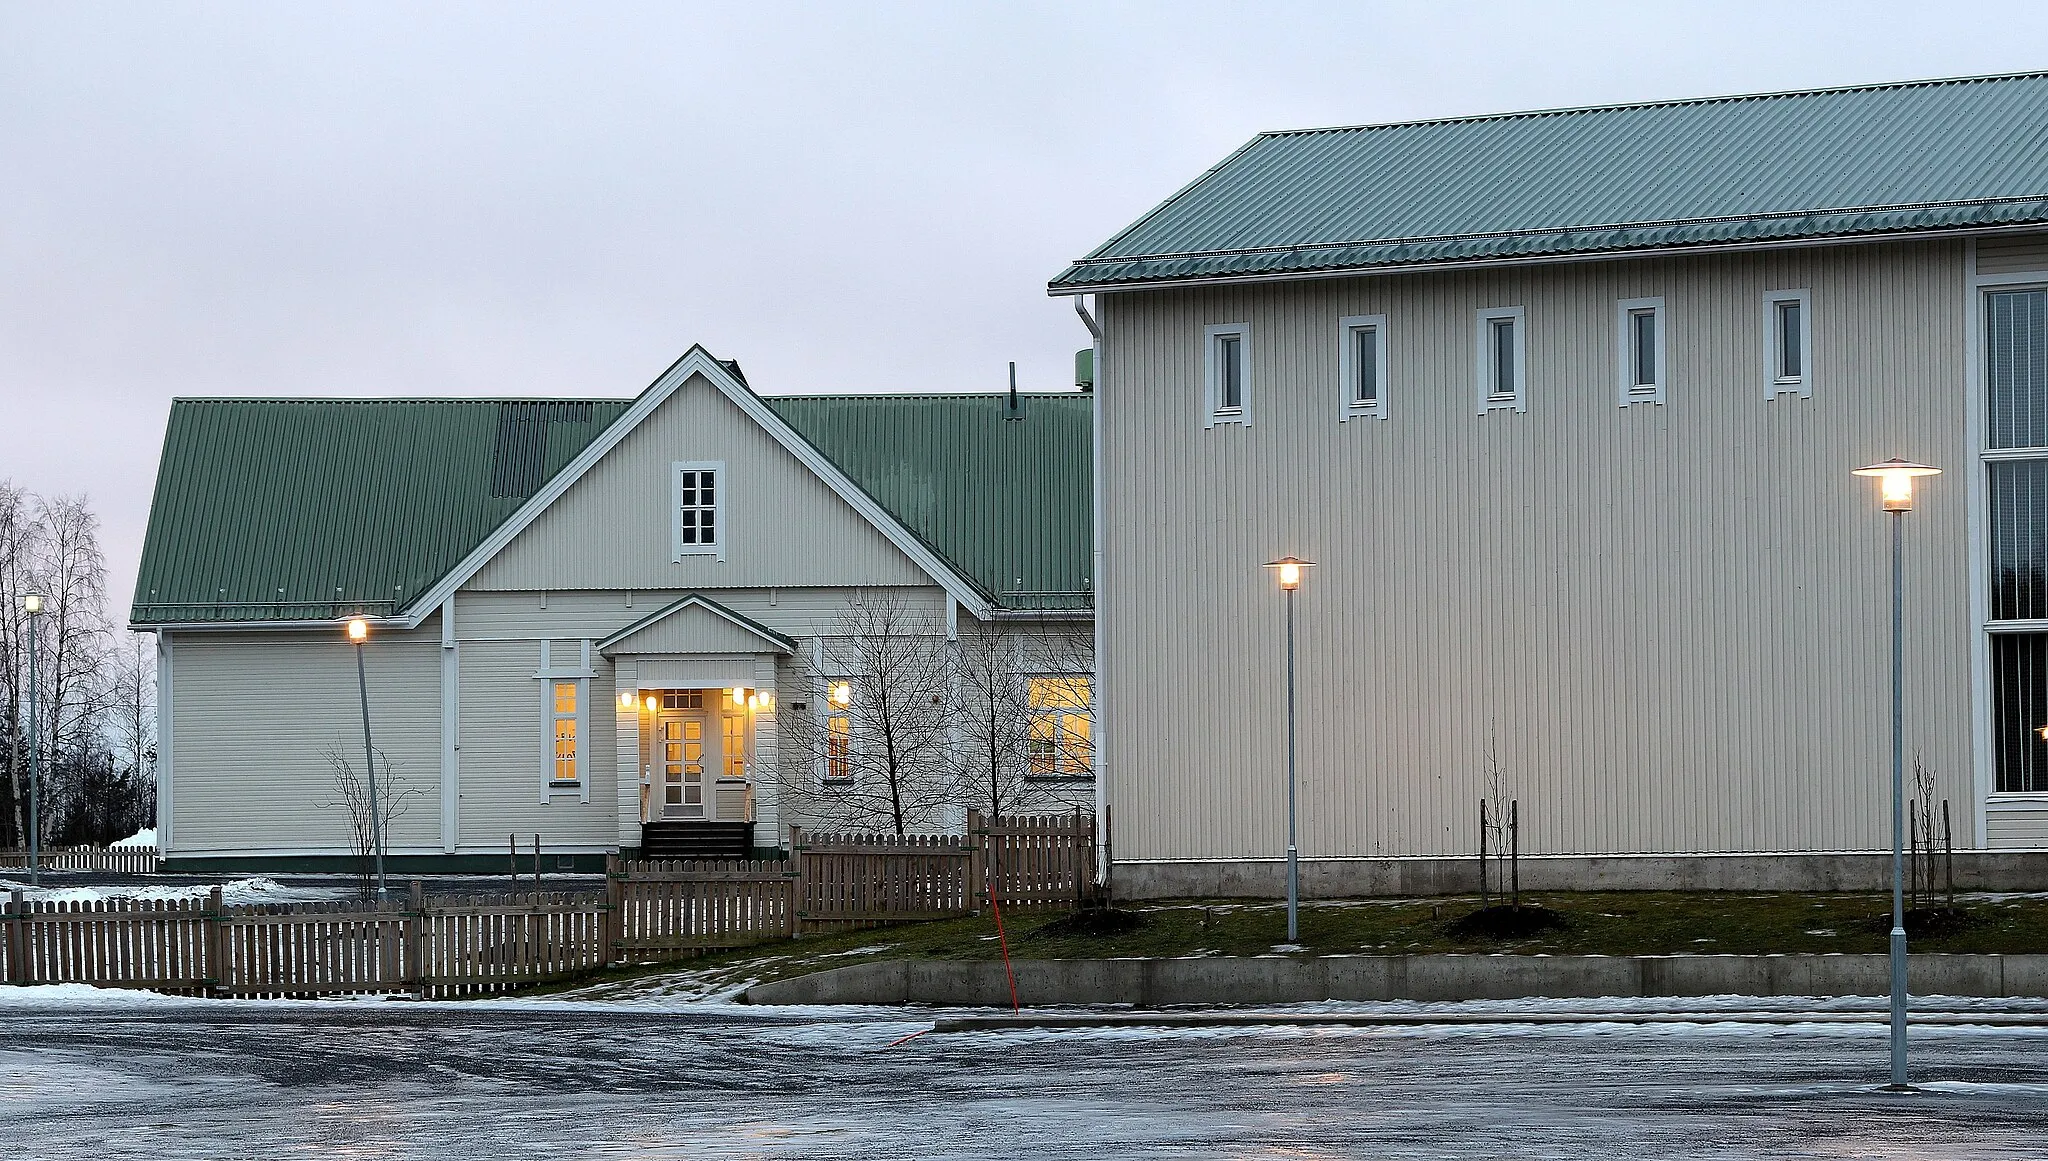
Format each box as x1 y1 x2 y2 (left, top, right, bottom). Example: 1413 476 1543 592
1285 584 1299 944
27 612 39 887
356 640 385 899
1888 509 1909 1089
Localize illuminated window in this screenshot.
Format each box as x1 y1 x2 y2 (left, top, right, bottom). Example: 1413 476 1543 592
1027 676 1093 778
722 714 748 779
825 713 853 783
551 681 579 785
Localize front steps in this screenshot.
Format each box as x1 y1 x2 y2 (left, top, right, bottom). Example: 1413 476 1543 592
640 820 756 862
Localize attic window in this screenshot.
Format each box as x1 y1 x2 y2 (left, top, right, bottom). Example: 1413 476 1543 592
673 461 726 562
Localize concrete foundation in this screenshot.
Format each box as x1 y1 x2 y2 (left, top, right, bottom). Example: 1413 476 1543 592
742 953 2048 1008
1110 851 2048 899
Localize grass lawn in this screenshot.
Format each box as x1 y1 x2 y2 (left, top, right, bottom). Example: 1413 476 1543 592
543 890 2048 1001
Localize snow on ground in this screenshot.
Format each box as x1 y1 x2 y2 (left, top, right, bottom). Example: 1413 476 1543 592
0 876 331 904
109 828 156 848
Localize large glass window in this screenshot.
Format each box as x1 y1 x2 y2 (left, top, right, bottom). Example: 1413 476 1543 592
1992 634 2048 793
1989 289 2048 450
1027 676 1093 778
1991 459 2048 620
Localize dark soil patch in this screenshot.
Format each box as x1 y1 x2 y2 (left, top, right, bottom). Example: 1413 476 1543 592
1446 904 1570 940
1860 906 1978 939
1027 907 1146 940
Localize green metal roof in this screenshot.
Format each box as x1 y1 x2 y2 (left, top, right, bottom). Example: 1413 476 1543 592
1051 72 2048 292
766 394 1093 611
133 388 1092 626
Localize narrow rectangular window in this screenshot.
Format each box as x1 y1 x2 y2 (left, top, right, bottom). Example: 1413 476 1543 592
1338 314 1388 420
1026 676 1093 778
672 460 726 560
551 681 579 785
1616 297 1665 405
1203 323 1251 426
1992 633 2048 793
826 714 852 782
1988 288 2048 450
1763 290 1812 399
722 714 747 779
1476 307 1526 413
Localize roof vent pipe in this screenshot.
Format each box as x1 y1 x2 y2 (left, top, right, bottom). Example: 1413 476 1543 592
1005 361 1024 421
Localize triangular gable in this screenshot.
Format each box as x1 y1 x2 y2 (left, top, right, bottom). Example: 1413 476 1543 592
598 593 796 658
404 346 996 625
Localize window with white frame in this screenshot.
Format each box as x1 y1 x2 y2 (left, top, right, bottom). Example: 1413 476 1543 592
1616 297 1665 406
1204 323 1251 427
1763 290 1812 399
1475 307 1526 414
1026 675 1093 778
1985 285 2048 794
823 678 854 784
1339 314 1388 420
549 680 581 785
534 640 592 800
672 460 725 561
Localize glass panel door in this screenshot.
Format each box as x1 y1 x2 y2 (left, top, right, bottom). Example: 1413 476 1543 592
659 714 708 819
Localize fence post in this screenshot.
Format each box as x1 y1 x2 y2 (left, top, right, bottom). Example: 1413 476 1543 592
5 889 24 984
205 885 225 996
406 879 427 998
1073 807 1086 910
966 810 986 915
787 825 806 937
533 834 542 890
601 854 622 965
1508 800 1519 908
1478 800 1489 908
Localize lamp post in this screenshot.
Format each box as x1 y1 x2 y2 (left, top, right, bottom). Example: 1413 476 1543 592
1262 556 1315 944
22 593 45 886
1851 457 1940 1091
346 617 386 898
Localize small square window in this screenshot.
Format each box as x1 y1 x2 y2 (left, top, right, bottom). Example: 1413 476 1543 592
1203 323 1251 427
1338 314 1388 421
1475 307 1526 414
1616 297 1666 406
1763 290 1812 399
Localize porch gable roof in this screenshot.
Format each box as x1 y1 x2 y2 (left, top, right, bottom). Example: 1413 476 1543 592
597 593 797 657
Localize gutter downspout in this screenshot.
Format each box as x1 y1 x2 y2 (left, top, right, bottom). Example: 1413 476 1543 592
1076 295 1109 888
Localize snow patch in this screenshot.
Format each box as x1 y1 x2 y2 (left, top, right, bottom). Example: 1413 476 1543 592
110 828 157 848
0 877 309 905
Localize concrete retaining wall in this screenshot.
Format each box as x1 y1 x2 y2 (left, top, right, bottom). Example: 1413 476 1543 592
1112 852 2048 899
742 954 2048 1007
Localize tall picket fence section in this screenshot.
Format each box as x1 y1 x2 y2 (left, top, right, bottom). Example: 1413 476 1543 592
0 813 1095 996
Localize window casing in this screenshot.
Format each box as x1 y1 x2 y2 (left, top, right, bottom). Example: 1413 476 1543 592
1475 307 1527 414
1763 290 1813 399
1203 323 1251 427
533 640 593 802
1338 314 1389 421
1616 297 1666 406
820 677 855 784
1985 285 2048 794
1026 675 1093 779
551 681 580 785
672 460 725 561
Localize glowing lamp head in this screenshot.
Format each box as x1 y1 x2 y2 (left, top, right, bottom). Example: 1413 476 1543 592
618 691 635 710
643 695 657 713
22 593 43 615
2037 724 2048 743
1852 458 1940 513
829 682 852 707
346 617 369 642
1262 556 1316 591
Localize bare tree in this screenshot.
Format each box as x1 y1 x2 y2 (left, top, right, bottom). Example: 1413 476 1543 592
322 740 418 898
0 482 29 848
1480 723 1514 904
783 593 956 835
953 617 1093 820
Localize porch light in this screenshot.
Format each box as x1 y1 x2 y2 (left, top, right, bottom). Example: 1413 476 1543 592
1852 459 1941 513
346 617 368 642
830 682 852 707
618 691 636 710
643 694 657 713
1263 556 1315 591
728 686 748 705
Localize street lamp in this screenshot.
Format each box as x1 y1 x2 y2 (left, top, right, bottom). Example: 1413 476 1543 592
1850 457 1940 1090
346 617 386 898
1262 556 1315 943
22 593 44 886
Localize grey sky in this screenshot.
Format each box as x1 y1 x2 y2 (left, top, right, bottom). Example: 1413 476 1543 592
4 1 2046 623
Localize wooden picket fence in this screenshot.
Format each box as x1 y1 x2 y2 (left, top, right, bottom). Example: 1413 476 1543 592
1 813 1095 994
0 846 161 874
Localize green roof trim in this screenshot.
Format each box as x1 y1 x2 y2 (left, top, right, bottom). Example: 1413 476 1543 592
1052 72 2048 292
133 384 1092 626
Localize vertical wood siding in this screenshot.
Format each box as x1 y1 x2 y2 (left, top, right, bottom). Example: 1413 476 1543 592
1100 240 1975 861
469 373 930 591
169 620 444 853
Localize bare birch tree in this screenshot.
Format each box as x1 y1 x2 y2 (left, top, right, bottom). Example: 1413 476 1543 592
953 617 1093 820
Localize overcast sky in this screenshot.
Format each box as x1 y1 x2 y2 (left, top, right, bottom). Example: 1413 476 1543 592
5 1 2047 623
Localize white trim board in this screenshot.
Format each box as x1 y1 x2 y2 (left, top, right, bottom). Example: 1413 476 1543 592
403 346 996 623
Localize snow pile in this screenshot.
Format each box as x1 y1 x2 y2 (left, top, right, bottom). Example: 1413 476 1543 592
110 828 157 848
0 877 309 905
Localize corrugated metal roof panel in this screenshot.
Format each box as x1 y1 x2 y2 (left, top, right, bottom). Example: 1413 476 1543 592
133 391 1093 625
1052 73 2048 291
